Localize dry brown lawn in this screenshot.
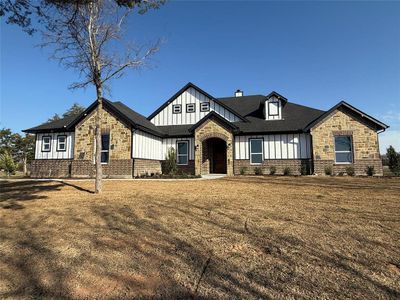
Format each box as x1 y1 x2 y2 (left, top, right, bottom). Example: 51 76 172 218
0 176 399 299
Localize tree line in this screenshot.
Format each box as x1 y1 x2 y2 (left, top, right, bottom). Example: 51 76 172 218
0 103 85 176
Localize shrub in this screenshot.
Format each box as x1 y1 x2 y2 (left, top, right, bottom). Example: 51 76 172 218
386 146 400 176
269 166 276 175
0 151 16 177
240 167 247 175
338 172 344 176
365 165 375 176
345 166 355 176
254 167 263 175
164 147 177 175
283 167 291 176
324 166 332 176
299 164 308 175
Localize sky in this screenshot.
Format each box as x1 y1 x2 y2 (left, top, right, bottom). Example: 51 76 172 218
1 1 399 152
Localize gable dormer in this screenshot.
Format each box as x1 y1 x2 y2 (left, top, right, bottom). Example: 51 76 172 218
264 91 287 121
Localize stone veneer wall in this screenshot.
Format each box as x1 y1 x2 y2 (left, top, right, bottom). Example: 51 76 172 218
30 159 72 178
74 106 131 161
311 109 383 175
234 159 311 175
67 105 134 178
194 119 234 176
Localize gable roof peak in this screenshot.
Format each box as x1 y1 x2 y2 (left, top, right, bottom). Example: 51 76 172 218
266 91 288 102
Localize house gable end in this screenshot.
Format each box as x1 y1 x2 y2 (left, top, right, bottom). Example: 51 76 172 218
148 82 245 126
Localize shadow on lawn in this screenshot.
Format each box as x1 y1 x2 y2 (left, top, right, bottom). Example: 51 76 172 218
223 176 400 191
1 191 399 299
0 180 93 210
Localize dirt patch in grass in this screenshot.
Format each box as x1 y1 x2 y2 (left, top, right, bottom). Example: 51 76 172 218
1 176 399 299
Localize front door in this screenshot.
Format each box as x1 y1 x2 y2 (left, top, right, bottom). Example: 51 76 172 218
211 139 227 174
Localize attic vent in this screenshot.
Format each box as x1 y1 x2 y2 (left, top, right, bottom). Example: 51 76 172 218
235 89 243 97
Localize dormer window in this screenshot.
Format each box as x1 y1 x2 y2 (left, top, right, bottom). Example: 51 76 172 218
268 101 279 116
172 104 182 114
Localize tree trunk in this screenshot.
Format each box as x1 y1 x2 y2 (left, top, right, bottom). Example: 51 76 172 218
95 85 103 194
23 154 27 175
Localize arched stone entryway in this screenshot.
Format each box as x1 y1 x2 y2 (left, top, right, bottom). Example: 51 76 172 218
194 118 234 176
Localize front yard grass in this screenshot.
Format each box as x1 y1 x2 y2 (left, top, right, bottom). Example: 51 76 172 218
1 176 399 299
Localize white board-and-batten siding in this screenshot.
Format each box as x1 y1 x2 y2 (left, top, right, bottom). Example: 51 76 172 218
35 132 74 159
234 133 311 160
150 87 240 126
132 130 195 160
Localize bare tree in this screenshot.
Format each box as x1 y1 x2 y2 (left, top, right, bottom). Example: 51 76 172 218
36 0 163 193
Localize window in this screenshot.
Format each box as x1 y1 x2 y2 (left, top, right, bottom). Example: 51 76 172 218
101 134 110 164
186 103 196 113
268 101 279 116
334 135 353 164
200 102 210 112
42 136 51 152
177 141 189 165
57 135 67 152
172 104 182 114
250 138 263 165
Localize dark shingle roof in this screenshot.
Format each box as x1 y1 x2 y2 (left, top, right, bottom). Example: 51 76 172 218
155 125 193 137
24 99 164 136
218 95 325 133
25 90 387 137
23 114 78 133
110 101 163 136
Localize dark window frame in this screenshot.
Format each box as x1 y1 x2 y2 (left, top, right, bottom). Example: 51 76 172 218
200 102 210 112
56 135 67 152
176 140 189 166
249 138 264 165
100 133 110 164
41 135 52 152
186 103 196 113
172 104 182 114
268 101 279 117
334 135 353 164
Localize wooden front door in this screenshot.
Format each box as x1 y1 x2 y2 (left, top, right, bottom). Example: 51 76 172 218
211 139 227 174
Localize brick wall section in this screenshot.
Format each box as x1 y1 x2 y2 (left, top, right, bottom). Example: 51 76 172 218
234 159 311 175
71 159 133 178
311 108 383 176
74 106 131 161
177 160 195 175
133 159 162 177
30 160 72 178
194 119 234 176
314 159 382 176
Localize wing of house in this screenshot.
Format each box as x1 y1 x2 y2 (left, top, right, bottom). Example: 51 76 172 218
24 82 388 177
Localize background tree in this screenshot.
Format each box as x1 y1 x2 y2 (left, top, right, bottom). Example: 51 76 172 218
0 0 164 34
386 146 400 176
0 151 16 177
0 128 15 154
0 128 35 175
2 0 164 193
62 103 85 118
47 103 86 123
14 134 35 175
